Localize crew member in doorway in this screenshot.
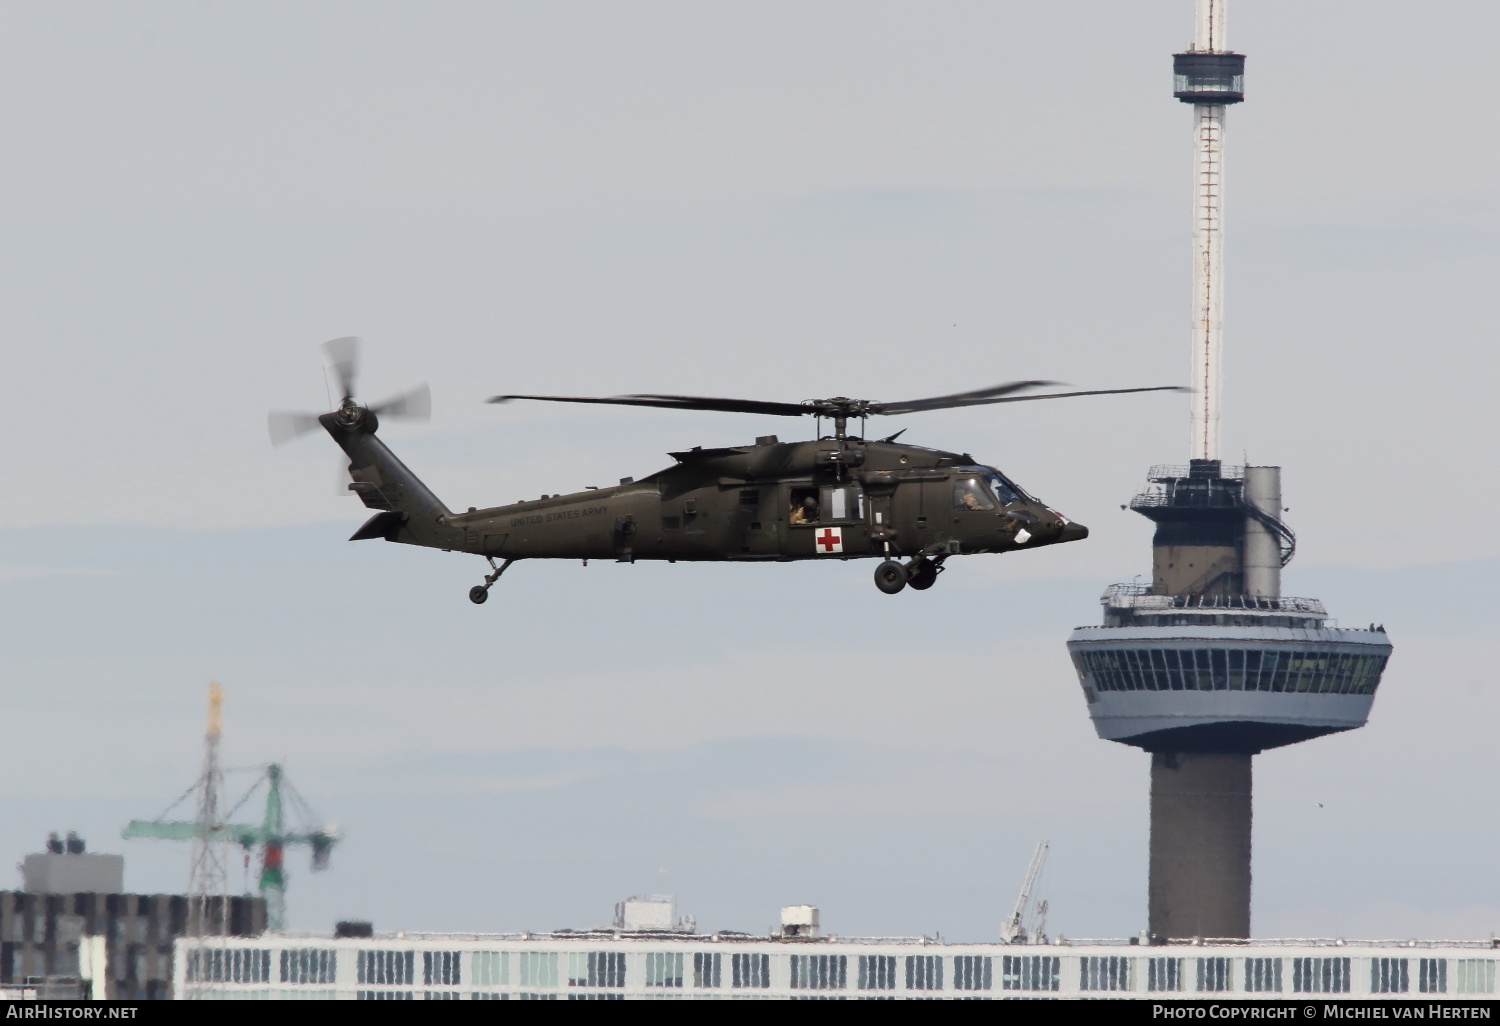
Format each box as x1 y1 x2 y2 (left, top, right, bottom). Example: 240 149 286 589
789 495 818 524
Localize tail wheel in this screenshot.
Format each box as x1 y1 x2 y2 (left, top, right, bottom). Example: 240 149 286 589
468 585 489 604
873 560 908 595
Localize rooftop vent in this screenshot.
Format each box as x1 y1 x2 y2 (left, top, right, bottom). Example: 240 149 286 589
780 905 820 939
613 895 694 932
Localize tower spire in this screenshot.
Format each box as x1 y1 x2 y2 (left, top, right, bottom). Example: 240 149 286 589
1176 0 1244 462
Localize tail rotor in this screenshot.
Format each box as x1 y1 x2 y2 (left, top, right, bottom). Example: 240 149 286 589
268 337 431 447
268 338 432 494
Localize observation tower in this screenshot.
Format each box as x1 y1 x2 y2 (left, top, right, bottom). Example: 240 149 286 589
1064 0 1392 941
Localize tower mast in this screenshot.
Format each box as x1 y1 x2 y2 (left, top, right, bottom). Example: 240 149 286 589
186 682 229 995
1182 0 1242 462
1177 0 1243 462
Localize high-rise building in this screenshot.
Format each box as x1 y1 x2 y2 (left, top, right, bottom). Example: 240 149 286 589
1 835 265 999
1063 0 1393 940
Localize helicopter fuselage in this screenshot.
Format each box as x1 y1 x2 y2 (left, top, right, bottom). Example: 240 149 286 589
331 412 1087 569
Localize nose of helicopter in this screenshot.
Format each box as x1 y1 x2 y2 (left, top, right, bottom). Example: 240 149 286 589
1057 520 1089 543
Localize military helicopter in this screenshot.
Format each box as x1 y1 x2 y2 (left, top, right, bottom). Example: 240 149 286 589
269 338 1180 602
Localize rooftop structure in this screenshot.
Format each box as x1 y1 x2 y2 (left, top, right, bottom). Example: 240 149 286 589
1062 0 1392 941
21 833 123 896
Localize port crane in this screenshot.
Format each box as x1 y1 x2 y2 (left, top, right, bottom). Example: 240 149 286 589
123 686 339 933
1003 840 1050 944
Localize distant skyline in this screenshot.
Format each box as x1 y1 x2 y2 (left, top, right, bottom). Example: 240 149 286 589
1 1 1496 939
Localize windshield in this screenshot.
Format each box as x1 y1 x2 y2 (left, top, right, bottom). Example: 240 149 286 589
955 465 1027 506
982 468 1025 505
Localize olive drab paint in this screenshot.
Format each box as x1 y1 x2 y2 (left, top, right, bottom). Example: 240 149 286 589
272 340 1177 603
328 413 1087 603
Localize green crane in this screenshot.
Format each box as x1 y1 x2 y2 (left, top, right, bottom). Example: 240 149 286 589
125 762 339 932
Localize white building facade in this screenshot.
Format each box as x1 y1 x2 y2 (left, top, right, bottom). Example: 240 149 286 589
174 932 1497 1001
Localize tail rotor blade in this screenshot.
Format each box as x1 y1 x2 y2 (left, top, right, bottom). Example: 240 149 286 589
268 411 324 447
370 383 431 420
321 336 361 401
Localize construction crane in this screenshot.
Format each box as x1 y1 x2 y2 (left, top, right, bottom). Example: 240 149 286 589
1002 840 1050 944
123 685 340 933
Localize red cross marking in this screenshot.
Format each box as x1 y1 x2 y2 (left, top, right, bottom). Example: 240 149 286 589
816 528 840 552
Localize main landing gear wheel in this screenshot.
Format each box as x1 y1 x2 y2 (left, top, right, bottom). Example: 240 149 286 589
906 556 945 591
874 560 908 594
469 556 515 604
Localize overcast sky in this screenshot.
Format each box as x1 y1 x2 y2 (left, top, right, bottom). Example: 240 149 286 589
1 1 1496 941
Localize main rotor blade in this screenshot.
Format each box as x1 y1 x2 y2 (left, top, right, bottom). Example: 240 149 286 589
321 336 360 401
267 411 324 447
872 384 1186 415
487 393 811 417
869 380 1061 415
370 383 431 420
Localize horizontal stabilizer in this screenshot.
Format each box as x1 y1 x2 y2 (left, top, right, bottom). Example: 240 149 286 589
350 510 407 541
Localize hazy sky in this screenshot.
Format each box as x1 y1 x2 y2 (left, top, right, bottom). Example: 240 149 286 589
1 1 1496 940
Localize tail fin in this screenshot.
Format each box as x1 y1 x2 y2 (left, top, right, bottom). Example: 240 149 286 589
321 410 459 548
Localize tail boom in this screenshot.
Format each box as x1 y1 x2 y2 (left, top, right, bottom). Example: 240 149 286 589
322 411 462 551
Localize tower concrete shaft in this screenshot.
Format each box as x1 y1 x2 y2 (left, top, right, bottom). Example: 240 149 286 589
1149 751 1251 940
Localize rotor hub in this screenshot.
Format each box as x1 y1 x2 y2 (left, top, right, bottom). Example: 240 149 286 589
334 399 365 428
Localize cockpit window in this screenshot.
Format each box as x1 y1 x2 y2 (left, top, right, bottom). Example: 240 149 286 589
954 478 996 511
985 472 1022 506
954 465 1027 506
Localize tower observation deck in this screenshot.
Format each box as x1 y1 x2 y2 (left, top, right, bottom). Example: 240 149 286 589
1063 2 1392 943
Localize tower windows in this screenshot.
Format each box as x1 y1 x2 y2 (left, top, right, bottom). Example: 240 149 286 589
1075 648 1388 695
